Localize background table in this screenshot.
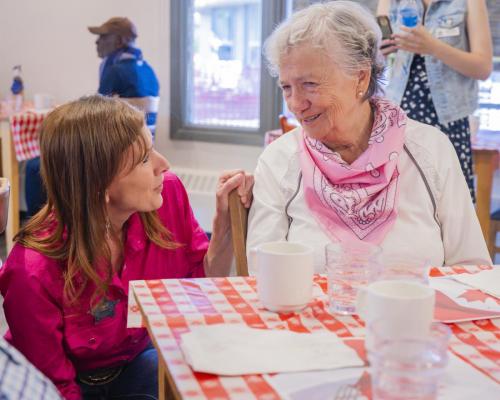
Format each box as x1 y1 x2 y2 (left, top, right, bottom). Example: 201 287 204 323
128 265 500 400
0 109 46 252
473 131 500 254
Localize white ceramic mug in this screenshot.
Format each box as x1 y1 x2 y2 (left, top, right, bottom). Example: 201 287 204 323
251 241 314 313
356 280 435 351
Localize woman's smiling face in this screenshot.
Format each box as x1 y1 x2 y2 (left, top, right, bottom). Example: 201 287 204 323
279 45 366 152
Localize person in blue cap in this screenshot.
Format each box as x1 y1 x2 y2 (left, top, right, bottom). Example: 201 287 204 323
25 19 162 220
88 17 159 100
88 17 160 137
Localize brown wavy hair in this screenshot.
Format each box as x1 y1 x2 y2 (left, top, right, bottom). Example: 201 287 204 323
15 95 178 302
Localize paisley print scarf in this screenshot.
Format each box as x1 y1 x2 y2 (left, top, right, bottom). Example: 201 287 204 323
299 98 406 244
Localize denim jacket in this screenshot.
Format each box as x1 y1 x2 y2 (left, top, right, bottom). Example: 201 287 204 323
386 0 477 124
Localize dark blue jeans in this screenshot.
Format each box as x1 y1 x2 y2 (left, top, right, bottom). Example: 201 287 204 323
25 157 46 217
79 344 158 400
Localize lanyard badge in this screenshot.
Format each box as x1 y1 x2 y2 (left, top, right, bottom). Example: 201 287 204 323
91 297 120 323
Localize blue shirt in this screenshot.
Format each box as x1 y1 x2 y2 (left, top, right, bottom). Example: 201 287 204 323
98 46 159 98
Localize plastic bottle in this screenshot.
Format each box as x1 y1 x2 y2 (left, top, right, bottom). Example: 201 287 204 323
399 0 419 28
10 65 24 111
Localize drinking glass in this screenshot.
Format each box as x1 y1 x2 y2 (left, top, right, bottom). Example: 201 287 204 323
325 242 381 315
370 322 451 400
380 255 430 284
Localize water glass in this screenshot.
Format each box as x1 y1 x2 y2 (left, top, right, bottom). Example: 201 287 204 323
325 242 381 315
370 322 451 400
380 255 430 284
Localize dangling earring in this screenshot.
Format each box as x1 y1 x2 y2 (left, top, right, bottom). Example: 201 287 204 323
105 218 111 239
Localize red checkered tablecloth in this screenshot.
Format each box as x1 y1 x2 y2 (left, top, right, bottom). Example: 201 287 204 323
128 266 500 399
9 111 48 161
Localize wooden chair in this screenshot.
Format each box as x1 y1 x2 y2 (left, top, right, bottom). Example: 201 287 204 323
233 116 297 274
0 178 10 235
229 189 249 276
473 148 499 258
489 210 500 260
121 96 160 135
231 115 297 275
279 114 298 133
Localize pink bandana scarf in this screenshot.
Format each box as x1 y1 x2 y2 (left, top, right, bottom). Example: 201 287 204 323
299 98 406 244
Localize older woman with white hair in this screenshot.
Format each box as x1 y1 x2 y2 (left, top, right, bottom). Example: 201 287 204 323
247 0 490 273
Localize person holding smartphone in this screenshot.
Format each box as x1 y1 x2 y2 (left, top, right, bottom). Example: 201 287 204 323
377 0 493 202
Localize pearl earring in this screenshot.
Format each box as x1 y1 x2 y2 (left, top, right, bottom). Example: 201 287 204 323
357 90 364 98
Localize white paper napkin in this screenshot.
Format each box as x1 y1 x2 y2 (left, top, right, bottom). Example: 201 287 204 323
180 324 364 376
452 268 500 298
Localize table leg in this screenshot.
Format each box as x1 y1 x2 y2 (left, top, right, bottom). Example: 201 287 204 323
158 355 178 400
158 358 167 400
0 119 19 254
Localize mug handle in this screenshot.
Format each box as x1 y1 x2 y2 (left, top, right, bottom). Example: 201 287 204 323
248 247 259 275
355 287 368 321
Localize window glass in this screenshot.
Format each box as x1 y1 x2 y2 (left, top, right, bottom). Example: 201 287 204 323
189 0 262 129
476 59 500 133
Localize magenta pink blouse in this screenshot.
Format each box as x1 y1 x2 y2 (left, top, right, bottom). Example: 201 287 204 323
0 173 208 399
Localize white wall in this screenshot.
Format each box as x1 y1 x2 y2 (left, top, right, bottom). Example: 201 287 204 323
0 0 262 173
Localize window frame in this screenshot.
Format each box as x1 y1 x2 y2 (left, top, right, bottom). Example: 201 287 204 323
170 0 286 146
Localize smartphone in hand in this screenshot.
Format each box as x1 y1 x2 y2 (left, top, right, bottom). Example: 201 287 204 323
376 15 394 50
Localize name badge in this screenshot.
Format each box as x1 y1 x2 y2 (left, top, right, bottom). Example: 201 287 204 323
91 297 119 323
435 27 460 38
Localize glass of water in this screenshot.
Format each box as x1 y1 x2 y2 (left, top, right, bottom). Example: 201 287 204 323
370 322 451 400
325 242 381 315
380 254 431 284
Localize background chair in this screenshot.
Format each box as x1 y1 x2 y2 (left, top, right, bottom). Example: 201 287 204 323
489 210 500 261
235 116 298 274
229 189 249 276
279 114 298 134
0 178 10 234
472 148 499 259
121 96 160 137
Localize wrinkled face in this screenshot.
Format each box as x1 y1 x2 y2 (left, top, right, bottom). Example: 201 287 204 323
95 33 121 58
106 127 169 219
279 45 365 149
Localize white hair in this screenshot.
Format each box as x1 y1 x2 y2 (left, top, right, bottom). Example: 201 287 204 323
263 1 384 98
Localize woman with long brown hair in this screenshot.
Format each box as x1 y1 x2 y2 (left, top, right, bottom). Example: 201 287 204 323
0 95 252 400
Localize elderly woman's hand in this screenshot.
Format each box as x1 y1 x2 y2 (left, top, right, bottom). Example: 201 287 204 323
204 170 254 277
215 170 254 215
394 25 440 56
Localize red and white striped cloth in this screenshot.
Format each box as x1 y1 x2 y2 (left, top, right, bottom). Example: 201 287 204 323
9 111 48 161
128 265 500 400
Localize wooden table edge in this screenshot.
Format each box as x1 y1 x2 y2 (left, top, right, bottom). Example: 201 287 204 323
132 288 183 400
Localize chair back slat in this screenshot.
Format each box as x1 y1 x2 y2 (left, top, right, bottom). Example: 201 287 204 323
0 178 10 234
121 96 160 136
229 190 249 276
279 114 297 133
122 96 160 113
473 148 499 257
